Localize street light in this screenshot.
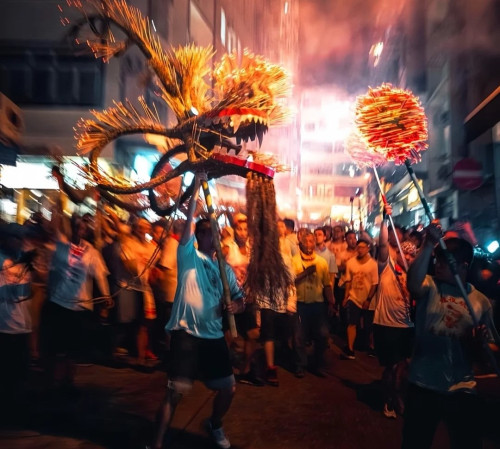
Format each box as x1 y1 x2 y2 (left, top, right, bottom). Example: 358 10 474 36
487 240 499 254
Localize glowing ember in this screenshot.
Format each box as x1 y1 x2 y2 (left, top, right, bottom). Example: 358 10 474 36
355 83 428 165
345 130 386 168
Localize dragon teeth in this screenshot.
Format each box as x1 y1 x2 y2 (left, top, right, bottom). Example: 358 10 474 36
257 127 264 148
231 115 242 133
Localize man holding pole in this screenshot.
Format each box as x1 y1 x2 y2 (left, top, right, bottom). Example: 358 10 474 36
402 222 500 449
152 176 245 449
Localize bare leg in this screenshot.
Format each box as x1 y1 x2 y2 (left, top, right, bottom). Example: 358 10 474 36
210 385 235 429
152 387 182 449
346 324 357 352
242 328 259 374
264 340 274 368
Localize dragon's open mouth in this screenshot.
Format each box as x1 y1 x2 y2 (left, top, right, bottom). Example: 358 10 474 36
203 107 269 146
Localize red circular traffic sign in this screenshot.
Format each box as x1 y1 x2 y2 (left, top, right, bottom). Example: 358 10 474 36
452 158 482 190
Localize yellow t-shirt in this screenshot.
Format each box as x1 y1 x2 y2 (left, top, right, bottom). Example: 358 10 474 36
292 253 331 304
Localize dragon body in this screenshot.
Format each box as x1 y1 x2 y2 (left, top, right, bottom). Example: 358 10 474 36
56 0 292 303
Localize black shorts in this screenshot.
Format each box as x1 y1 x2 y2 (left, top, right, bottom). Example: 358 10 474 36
0 332 29 387
344 300 362 326
260 308 291 341
43 301 89 357
373 324 414 367
168 330 233 382
225 303 258 338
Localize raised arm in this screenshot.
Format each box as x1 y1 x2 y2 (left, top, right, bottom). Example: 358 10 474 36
378 204 391 263
48 194 71 243
180 176 201 245
407 222 442 298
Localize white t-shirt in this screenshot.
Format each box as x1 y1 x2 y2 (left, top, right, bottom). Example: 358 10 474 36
315 246 338 276
410 277 493 393
344 256 379 308
329 240 347 262
337 247 357 286
223 238 250 286
279 236 295 269
49 240 109 311
373 259 414 327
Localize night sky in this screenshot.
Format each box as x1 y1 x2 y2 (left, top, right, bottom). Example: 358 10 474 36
298 0 405 93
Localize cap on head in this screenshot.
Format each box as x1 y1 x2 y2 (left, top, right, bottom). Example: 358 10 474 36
434 236 474 266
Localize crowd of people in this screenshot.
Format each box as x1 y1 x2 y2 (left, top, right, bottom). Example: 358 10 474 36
1 181 500 449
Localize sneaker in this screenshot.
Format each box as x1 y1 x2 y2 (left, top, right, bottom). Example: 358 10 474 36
238 372 265 387
204 419 231 449
341 347 356 360
265 367 279 387
146 350 159 361
114 347 129 357
383 403 397 419
367 348 377 358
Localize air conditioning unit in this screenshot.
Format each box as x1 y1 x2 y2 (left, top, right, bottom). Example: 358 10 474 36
0 93 24 145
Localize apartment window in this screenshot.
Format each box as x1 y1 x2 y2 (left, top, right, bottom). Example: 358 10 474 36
306 183 334 198
0 45 104 107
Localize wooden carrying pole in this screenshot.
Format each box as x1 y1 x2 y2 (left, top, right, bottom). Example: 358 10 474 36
199 176 238 338
373 167 408 271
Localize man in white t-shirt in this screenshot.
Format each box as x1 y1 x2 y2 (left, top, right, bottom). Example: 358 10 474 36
373 205 416 418
45 212 111 391
402 223 500 449
342 238 378 360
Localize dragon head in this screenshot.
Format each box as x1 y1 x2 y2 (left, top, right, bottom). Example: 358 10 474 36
59 1 294 306
67 1 289 163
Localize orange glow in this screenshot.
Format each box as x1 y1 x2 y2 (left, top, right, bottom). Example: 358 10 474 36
345 129 386 168
355 83 428 165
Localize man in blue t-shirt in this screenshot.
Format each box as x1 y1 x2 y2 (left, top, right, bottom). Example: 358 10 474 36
152 176 244 449
403 223 500 449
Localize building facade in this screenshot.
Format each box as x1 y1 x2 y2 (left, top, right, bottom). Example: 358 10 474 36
424 0 500 245
298 86 369 228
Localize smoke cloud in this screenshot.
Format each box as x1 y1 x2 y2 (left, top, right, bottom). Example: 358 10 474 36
299 0 405 91
299 0 500 93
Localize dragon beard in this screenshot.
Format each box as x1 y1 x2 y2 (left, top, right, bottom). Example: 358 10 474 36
244 172 293 306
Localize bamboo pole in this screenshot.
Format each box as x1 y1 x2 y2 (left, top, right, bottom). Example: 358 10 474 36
199 176 237 338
